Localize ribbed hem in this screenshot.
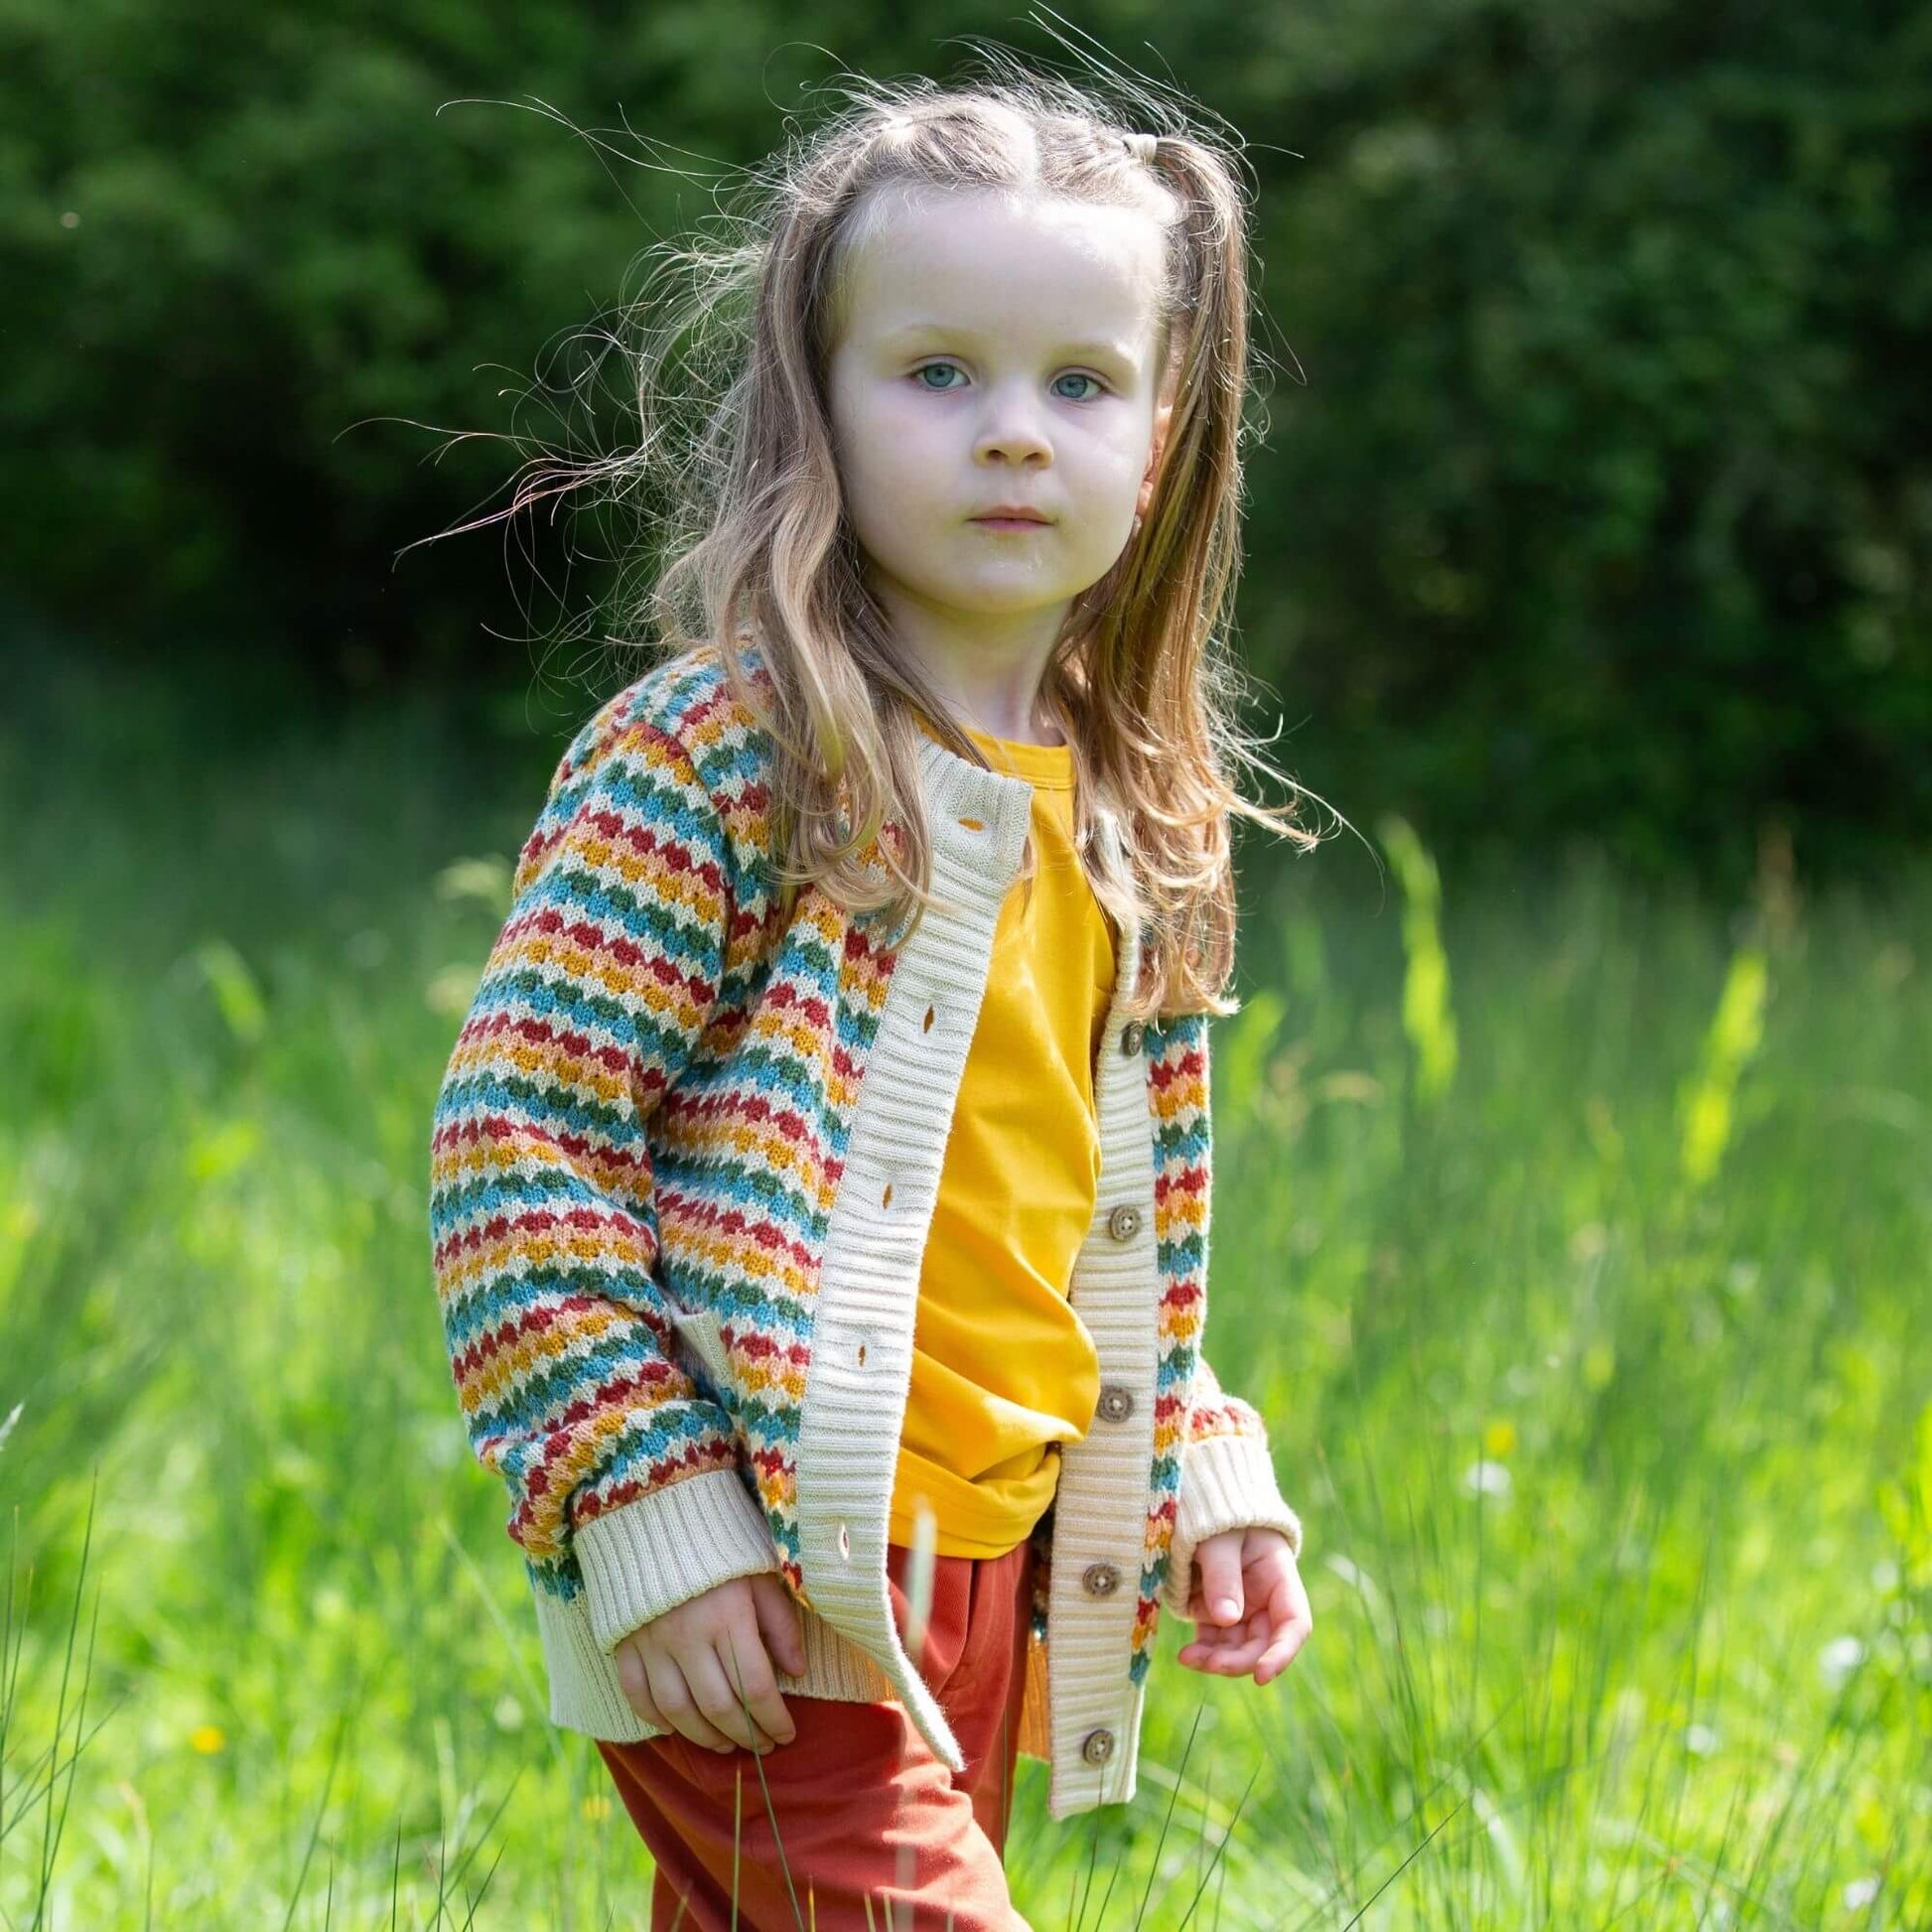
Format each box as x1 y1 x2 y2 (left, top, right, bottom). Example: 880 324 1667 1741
575 1467 782 1655
538 1570 1141 1820
535 1577 901 1743
1160 1433 1305 1619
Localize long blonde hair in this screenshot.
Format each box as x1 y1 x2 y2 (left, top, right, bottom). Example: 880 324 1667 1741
494 57 1322 1019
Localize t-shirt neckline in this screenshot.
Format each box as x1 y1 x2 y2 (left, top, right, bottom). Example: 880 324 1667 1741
911 705 1078 790
959 722 1075 790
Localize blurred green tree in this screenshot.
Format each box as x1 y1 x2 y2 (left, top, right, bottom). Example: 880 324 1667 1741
1 0 1925 879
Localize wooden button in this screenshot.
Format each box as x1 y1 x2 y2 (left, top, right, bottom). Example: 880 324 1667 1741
1095 1386 1134 1423
1107 1203 1142 1242
1081 1728 1116 1765
1121 1020 1146 1055
1082 1562 1121 1596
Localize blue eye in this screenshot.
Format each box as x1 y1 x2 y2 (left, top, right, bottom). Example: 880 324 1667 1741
913 362 965 390
1052 372 1104 401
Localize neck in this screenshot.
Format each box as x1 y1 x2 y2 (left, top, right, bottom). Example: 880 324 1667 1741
869 574 1070 746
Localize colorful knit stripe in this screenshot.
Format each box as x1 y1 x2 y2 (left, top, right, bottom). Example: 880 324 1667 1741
430 642 1244 1687
429 682 742 1591
1182 1356 1273 1446
1129 1007 1215 1681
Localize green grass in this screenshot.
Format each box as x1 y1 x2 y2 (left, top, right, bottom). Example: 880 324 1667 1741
2 642 1929 1926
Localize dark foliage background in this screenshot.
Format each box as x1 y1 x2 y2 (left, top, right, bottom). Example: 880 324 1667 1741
3 0 1926 883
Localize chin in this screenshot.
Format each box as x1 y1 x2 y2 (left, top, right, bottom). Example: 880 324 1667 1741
939 567 1086 609
948 591 1076 621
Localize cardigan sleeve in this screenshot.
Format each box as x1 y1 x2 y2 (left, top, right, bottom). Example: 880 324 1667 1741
428 692 779 1655
1151 1352 1306 1622
1150 1007 1305 1618
1159 1352 1304 1618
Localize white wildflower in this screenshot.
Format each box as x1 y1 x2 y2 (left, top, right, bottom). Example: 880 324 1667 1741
1461 1459 1513 1501
1819 1636 1865 1689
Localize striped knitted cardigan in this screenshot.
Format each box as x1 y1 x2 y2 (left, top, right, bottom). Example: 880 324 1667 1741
427 641 1303 1821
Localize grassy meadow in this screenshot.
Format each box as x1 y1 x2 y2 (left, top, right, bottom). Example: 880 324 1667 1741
2 644 1929 1927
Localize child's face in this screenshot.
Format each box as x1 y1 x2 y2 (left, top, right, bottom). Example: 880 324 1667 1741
824 186 1171 639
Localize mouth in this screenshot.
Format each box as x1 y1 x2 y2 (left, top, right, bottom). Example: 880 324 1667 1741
970 509 1053 531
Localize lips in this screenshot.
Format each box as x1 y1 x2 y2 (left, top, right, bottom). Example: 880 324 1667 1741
971 506 1051 526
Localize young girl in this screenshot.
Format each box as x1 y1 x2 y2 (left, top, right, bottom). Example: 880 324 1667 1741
429 65 1315 1932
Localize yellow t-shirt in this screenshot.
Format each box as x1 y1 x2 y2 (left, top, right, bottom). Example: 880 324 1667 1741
888 716 1118 1558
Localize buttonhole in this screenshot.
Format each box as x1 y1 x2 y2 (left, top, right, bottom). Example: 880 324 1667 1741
857 1342 868 1366
957 816 984 831
922 1005 935 1033
837 1522 851 1560
882 1181 894 1209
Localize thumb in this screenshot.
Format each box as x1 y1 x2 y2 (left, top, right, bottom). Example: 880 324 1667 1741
1197 1538 1245 1625
751 1572 807 1674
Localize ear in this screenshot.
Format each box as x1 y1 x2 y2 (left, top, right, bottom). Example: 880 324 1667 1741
1136 396 1175 521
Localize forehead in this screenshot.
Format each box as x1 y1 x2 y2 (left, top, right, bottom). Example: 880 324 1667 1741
829 186 1169 350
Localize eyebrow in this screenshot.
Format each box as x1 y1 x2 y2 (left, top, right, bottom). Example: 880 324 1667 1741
878 322 1142 365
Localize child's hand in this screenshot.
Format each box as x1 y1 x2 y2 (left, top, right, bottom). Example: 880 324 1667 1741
613 1573 808 1754
1173 1527 1311 1686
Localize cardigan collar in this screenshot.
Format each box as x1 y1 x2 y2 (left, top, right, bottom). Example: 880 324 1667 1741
910 726 1138 933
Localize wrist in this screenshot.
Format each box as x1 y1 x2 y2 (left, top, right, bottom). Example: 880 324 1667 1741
1161 1435 1303 1619
575 1467 781 1654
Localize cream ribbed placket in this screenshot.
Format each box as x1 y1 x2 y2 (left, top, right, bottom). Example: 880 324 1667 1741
793 732 1162 1820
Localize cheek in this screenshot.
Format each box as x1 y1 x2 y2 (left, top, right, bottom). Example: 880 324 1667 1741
838 378 934 469
834 391 951 528
1079 414 1159 500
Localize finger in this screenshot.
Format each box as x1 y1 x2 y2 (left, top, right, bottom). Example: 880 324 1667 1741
644 1650 737 1753
1196 1542 1245 1625
615 1639 665 1729
1177 1628 1241 1666
1255 1577 1314 1684
1181 1569 1244 1630
1185 1613 1273 1675
683 1641 777 1754
1254 1616 1311 1684
1204 1635 1273 1676
719 1620 796 1748
1176 1609 1260 1664
751 1574 809 1679
1265 1564 1311 1638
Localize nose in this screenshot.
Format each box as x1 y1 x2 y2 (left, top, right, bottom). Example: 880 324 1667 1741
973 381 1052 468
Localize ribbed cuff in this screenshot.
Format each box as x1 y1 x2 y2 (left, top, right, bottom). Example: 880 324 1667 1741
576 1467 782 1654
1160 1433 1304 1619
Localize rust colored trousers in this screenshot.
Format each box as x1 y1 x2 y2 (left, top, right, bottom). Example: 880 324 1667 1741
596 1535 1038 1931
